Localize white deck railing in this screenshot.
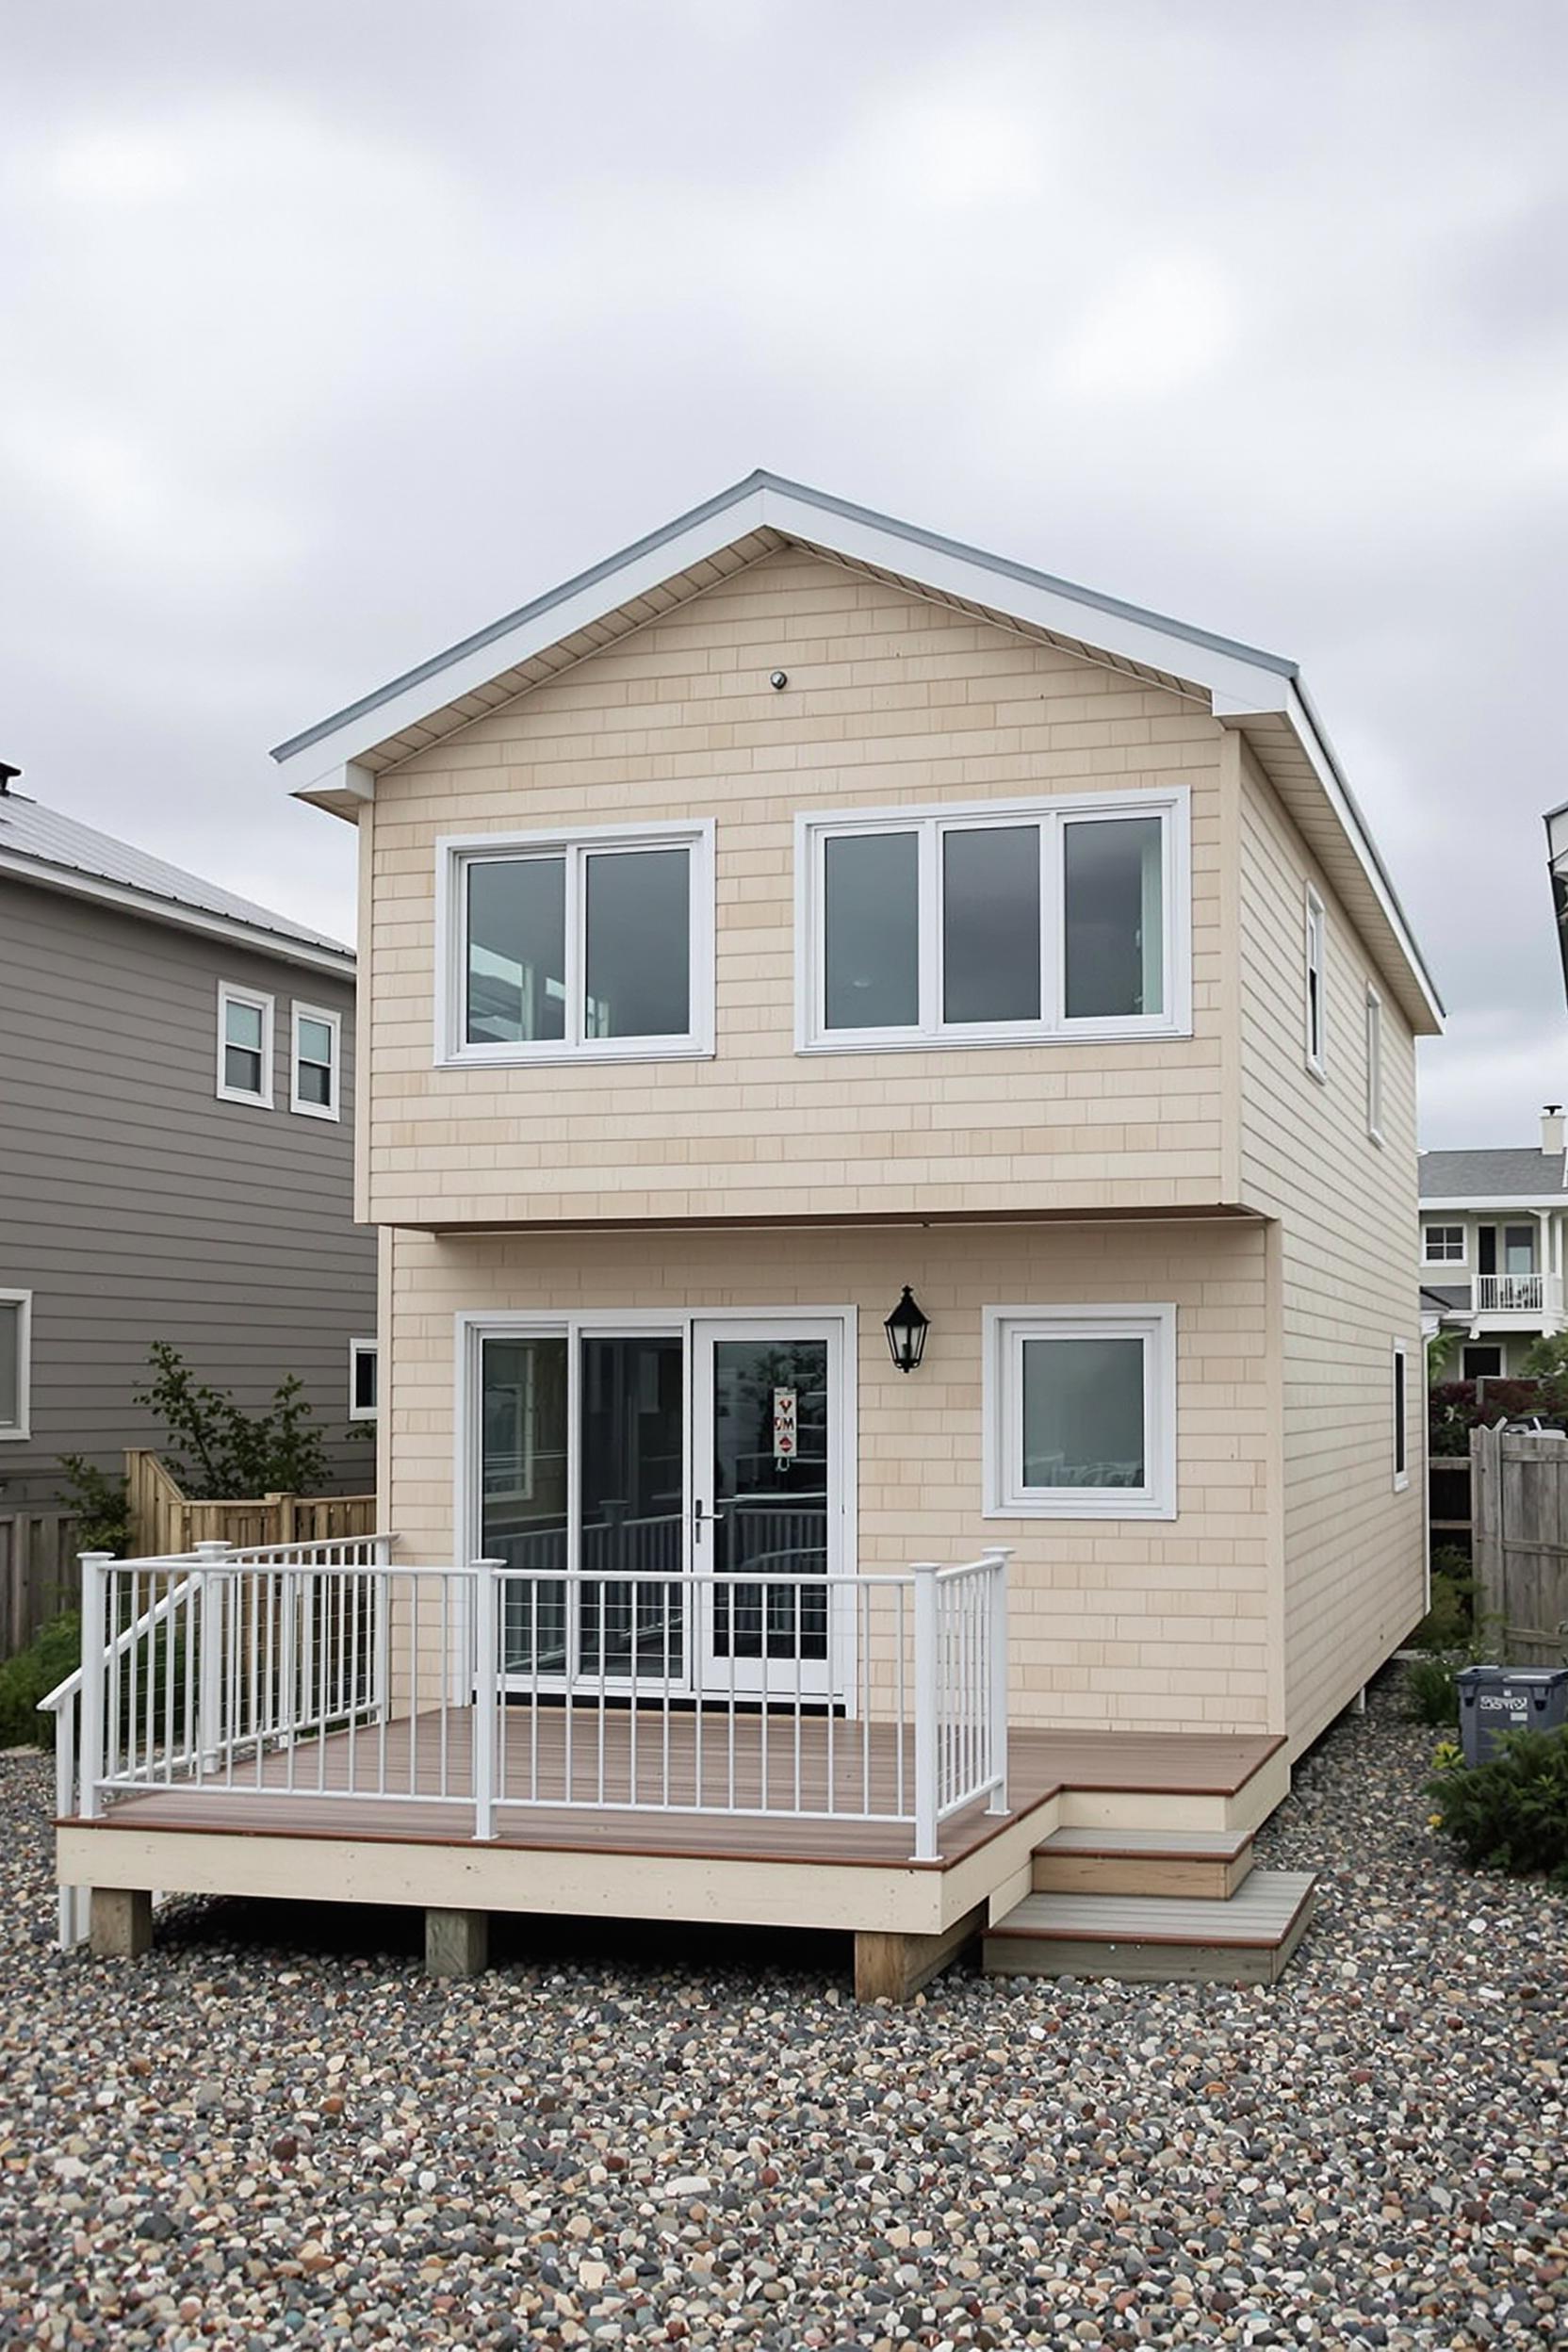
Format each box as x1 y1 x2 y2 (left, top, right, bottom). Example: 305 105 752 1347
46 1541 1011 1941
1474 1273 1561 1315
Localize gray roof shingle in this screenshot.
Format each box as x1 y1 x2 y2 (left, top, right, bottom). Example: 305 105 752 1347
1419 1148 1566 1201
0 791 350 960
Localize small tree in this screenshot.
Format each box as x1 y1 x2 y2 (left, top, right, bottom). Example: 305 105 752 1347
132 1341 331 1500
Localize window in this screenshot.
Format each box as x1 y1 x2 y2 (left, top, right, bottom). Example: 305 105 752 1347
349 1338 377 1420
798 790 1191 1050
437 821 714 1065
291 1004 341 1119
1304 887 1326 1078
217 983 273 1105
1365 986 1383 1141
1393 1339 1409 1490
984 1304 1177 1519
1462 1346 1502 1381
1423 1225 1465 1265
0 1291 30 1442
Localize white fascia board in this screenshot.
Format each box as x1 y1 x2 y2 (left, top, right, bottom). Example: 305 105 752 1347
0 849 353 978
1418 1195 1565 1211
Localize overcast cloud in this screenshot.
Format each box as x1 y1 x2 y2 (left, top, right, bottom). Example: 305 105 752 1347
3 0 1565 1145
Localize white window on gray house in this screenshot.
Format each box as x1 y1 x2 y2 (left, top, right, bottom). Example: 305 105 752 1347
439 822 714 1065
1365 985 1383 1141
217 982 274 1106
1423 1225 1465 1264
349 1338 377 1419
984 1305 1177 1519
291 1004 341 1120
1304 887 1327 1077
0 1291 31 1441
802 791 1191 1050
1393 1339 1410 1490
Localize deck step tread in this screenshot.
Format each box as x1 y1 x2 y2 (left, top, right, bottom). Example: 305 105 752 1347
1035 1827 1252 1862
988 1870 1315 1951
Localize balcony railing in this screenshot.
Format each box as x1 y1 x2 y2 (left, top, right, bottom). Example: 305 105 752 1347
43 1538 1013 1944
1474 1273 1562 1315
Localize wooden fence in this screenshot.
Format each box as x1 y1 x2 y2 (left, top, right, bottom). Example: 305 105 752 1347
0 1511 81 1660
124 1451 377 1560
1471 1423 1568 1664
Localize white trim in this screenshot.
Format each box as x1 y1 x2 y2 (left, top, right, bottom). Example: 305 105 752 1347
1365 983 1383 1145
981 1303 1178 1521
1419 1195 1565 1212
0 1288 32 1443
434 818 715 1067
794 787 1192 1054
349 1337 378 1421
216 980 274 1107
0 847 352 978
290 1002 342 1121
1421 1222 1467 1267
1393 1336 1411 1492
1304 885 1327 1081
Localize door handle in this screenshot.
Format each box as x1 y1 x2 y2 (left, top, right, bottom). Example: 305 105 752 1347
692 1499 726 1536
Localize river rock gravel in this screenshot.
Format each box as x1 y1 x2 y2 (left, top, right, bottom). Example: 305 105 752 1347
2 1666 1566 2349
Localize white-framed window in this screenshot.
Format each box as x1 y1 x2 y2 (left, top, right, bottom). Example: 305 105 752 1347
983 1304 1178 1519
291 1003 342 1120
795 788 1192 1052
1423 1224 1466 1265
1304 887 1327 1079
435 820 715 1067
1393 1338 1410 1491
217 982 274 1106
1365 985 1383 1143
349 1338 378 1420
0 1290 31 1442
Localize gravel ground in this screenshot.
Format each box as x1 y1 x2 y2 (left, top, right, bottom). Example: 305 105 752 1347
3 1667 1567 2351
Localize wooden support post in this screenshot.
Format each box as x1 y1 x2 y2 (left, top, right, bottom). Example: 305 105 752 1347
90 1886 152 1960
853 1901 986 2003
425 1906 489 1978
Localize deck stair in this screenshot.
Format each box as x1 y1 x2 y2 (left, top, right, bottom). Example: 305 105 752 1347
986 1822 1315 1984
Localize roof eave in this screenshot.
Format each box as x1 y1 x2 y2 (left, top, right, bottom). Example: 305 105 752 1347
0 848 353 976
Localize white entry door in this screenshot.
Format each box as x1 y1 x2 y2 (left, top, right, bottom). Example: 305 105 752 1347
690 1318 844 1703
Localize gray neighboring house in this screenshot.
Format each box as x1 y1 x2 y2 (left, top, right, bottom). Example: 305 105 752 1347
1418 1107 1568 1379
0 769 377 1510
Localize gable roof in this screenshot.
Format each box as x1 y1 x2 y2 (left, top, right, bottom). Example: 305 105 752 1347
1419 1148 1567 1203
0 790 352 976
270 468 1441 1030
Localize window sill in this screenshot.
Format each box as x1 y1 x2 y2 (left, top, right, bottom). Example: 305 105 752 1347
1304 1056 1327 1086
436 1042 715 1070
798 1021 1194 1056
216 1084 272 1109
291 1099 341 1122
983 1495 1177 1522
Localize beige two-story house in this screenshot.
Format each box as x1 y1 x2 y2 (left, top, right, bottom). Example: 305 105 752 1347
57 477 1440 1996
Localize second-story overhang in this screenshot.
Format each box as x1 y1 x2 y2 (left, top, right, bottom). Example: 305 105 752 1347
270 470 1444 1037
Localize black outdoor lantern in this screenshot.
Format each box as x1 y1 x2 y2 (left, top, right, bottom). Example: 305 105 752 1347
884 1285 930 1374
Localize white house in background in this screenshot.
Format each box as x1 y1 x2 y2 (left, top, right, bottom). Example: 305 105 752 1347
1419 1107 1568 1380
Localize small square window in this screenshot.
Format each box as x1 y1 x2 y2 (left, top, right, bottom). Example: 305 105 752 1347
0 1291 31 1442
217 983 273 1106
291 1004 341 1120
350 1338 377 1420
984 1305 1177 1519
1423 1225 1465 1265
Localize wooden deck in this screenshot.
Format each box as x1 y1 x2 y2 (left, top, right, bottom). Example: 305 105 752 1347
74 1708 1282 1873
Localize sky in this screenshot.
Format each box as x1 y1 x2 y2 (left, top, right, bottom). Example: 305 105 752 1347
2 0 1565 1147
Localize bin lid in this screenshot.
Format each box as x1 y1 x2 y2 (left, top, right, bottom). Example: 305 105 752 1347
1454 1665 1568 1689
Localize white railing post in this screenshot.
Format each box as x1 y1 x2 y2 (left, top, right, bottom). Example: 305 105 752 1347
472 1559 504 1841
910 1560 940 1863
195 1542 231 1773
75 1552 112 1821
984 1547 1012 1816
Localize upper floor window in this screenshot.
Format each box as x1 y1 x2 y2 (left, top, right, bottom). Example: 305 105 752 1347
0 1290 30 1442
291 1004 341 1121
437 822 715 1066
797 789 1191 1051
1423 1224 1465 1264
1365 985 1383 1142
349 1338 378 1420
1304 887 1327 1078
217 982 273 1106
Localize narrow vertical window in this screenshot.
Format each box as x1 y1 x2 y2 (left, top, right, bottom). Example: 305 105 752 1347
1393 1340 1409 1491
1063 813 1165 1021
349 1339 378 1419
0 1291 31 1441
291 1004 341 1120
217 983 274 1106
1304 888 1327 1078
1365 986 1383 1141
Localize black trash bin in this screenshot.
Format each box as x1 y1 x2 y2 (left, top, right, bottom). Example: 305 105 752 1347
1454 1666 1568 1766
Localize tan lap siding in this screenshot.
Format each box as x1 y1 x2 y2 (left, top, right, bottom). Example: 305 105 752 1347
1235 743 1424 1754
386 1220 1272 1738
366 547 1227 1228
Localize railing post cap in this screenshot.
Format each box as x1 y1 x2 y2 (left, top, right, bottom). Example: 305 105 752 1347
77 1549 115 1563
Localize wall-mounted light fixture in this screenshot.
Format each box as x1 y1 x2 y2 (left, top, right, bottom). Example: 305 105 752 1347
884 1285 930 1374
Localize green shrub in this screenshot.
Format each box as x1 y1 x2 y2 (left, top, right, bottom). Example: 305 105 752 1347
1412 1559 1475 1651
1429 1726 1568 1885
1406 1653 1462 1725
136 1340 329 1498
55 1456 130 1555
0 1613 80 1751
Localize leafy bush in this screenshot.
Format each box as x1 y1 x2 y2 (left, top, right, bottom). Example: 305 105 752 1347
55 1456 131 1555
0 1613 79 1751
1429 1726 1568 1885
134 1341 329 1499
1429 1378 1557 1456
1406 1654 1462 1725
1412 1548 1477 1649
